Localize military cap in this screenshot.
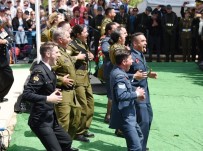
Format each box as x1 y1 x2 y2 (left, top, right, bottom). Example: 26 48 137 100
166 4 172 10
97 6 103 11
146 6 152 12
120 4 125 10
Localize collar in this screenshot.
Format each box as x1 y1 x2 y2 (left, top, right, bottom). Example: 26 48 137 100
41 60 52 71
132 48 142 56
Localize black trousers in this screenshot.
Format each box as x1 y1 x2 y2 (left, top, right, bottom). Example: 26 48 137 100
0 65 14 99
30 124 72 151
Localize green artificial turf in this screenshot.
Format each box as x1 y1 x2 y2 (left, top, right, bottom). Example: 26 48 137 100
7 62 203 151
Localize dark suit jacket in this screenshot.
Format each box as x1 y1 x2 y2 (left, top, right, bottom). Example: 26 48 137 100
22 61 57 127
12 17 29 31
0 26 15 68
128 49 150 104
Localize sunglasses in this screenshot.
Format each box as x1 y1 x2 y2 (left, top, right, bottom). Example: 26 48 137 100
7 1 12 3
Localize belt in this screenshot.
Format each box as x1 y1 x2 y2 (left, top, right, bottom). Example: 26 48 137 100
166 23 173 27
182 29 191 32
75 65 87 70
60 85 75 91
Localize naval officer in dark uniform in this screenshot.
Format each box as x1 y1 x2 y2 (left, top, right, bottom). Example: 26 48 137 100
22 42 77 151
0 5 14 102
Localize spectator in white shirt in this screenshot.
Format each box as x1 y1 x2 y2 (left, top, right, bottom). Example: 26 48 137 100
22 0 32 13
6 0 16 19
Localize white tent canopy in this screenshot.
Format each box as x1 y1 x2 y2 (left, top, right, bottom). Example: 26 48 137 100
147 0 196 7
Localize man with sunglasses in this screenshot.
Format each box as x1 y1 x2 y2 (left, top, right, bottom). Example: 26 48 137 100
0 5 14 103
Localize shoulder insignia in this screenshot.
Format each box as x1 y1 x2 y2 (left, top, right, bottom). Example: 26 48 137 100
33 75 39 82
118 83 126 89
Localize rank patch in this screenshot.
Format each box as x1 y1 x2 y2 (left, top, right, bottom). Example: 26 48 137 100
33 76 39 81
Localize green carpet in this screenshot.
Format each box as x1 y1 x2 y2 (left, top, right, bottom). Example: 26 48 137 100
7 62 203 151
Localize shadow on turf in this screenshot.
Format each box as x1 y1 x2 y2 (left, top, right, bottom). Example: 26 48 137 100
7 144 44 151
77 140 126 151
148 62 203 86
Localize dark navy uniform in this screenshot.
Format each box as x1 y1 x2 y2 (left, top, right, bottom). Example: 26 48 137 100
22 62 72 151
128 49 153 151
135 12 151 37
114 12 129 28
0 26 14 101
101 36 112 99
162 11 178 61
110 65 143 151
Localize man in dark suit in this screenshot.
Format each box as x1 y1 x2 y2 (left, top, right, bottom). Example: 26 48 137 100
128 32 157 151
110 49 145 151
0 5 14 103
22 42 78 151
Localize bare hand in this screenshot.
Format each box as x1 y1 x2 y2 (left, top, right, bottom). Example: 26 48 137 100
62 74 74 86
47 89 62 104
136 87 145 101
148 71 157 79
134 70 147 80
76 51 86 60
0 39 7 44
88 52 94 60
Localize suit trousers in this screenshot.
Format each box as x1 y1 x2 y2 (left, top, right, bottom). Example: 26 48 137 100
135 103 153 151
0 65 14 99
30 123 72 151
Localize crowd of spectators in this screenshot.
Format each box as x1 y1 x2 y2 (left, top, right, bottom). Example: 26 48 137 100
0 0 203 62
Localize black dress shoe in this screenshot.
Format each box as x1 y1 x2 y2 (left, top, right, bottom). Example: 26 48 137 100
75 135 90 142
115 129 124 138
70 147 79 151
83 132 95 138
0 98 8 103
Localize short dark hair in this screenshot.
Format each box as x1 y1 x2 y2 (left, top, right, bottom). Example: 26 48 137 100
115 49 131 65
131 32 144 42
70 24 86 38
105 7 113 16
109 26 123 45
57 21 69 28
105 22 116 35
40 42 58 58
